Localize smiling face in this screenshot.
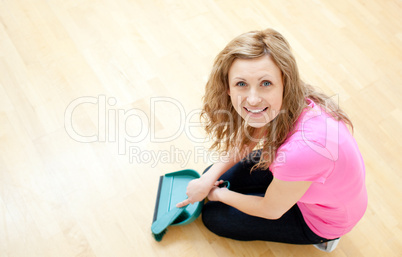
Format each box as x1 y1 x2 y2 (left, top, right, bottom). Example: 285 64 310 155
228 55 284 128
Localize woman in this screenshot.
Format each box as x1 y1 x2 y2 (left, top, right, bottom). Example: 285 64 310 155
176 28 367 252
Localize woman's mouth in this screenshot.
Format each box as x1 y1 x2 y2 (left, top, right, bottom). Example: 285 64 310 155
244 107 268 114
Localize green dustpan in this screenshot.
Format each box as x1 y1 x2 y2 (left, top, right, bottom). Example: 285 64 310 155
152 169 204 229
151 169 230 241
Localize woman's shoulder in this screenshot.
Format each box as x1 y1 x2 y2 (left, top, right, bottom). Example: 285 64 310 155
278 98 353 164
290 99 343 143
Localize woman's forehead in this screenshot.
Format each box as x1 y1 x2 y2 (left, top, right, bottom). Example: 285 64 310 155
228 56 281 80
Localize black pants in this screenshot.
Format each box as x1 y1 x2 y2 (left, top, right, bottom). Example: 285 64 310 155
201 151 330 244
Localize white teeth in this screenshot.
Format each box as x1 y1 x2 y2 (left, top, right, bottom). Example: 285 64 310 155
249 109 263 113
245 107 266 113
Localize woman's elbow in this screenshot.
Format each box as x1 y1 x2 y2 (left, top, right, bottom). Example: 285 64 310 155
257 199 287 220
261 210 284 220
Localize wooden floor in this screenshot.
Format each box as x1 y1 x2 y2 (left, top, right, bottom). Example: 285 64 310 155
1 0 401 256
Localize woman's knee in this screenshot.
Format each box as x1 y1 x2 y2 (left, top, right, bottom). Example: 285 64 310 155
202 201 251 240
201 201 233 236
201 201 220 229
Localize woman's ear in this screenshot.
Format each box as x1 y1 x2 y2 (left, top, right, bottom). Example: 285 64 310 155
227 88 231 96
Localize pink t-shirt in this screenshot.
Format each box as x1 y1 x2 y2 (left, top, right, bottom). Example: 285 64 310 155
270 99 368 239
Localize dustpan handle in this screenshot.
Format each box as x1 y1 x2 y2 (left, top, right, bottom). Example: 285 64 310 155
218 181 230 189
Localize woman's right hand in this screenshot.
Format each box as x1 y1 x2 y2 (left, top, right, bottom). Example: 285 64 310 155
175 147 249 208
176 178 212 207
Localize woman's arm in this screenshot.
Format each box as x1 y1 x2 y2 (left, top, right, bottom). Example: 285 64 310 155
175 158 238 208
208 178 312 219
176 143 258 208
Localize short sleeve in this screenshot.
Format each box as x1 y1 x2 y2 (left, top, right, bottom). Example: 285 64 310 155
270 140 335 184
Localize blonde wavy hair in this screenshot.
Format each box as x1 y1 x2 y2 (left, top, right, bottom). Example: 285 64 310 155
201 28 353 170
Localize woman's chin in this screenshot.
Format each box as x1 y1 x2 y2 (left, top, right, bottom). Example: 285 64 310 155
245 121 269 128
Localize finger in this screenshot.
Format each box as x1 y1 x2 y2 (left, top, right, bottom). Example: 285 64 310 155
176 199 190 208
214 180 224 186
176 199 188 208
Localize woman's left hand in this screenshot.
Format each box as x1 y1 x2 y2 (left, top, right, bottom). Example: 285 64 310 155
207 180 229 201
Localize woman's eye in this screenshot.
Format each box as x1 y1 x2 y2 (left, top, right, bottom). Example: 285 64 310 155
236 82 246 87
262 81 272 87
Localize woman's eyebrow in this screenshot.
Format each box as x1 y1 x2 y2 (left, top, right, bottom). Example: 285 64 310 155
233 76 246 81
232 75 273 81
258 74 273 80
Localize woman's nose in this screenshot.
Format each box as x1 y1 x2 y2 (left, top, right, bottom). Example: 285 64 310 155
247 90 262 106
